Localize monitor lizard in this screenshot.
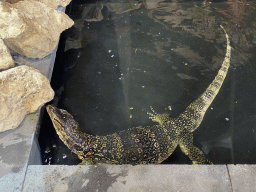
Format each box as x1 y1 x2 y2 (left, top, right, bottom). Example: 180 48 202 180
47 25 231 164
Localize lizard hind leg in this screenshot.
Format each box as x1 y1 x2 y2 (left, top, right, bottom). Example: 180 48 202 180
178 130 213 164
147 106 173 126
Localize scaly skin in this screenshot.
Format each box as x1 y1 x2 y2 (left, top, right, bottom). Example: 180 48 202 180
47 25 231 164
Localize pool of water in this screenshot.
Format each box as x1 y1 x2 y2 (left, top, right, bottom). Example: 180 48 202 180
38 0 256 165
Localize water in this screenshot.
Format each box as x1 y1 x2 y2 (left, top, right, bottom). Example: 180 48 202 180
38 0 256 165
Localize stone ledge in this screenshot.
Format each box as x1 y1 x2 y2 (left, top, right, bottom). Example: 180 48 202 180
228 164 256 192
23 165 232 192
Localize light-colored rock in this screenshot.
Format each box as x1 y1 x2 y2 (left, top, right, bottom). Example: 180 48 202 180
4 0 72 9
0 65 54 132
0 0 20 3
0 39 15 70
0 2 25 39
1 1 74 58
32 0 72 9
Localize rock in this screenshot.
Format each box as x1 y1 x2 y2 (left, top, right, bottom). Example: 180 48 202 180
0 2 25 39
1 1 74 58
0 39 15 70
0 65 54 132
4 0 72 9
32 0 72 9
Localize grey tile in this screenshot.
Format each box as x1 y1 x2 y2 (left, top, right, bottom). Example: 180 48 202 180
0 166 27 192
23 165 231 192
228 164 256 192
0 112 40 192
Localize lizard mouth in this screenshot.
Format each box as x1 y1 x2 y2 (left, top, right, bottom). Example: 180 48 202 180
46 105 65 127
46 105 55 116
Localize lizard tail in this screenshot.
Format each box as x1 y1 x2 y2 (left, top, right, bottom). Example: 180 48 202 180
176 25 231 133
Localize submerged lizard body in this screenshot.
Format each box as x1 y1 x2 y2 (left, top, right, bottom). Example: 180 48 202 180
47 25 231 164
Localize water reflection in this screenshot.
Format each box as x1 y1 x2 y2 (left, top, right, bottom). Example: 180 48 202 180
38 0 256 164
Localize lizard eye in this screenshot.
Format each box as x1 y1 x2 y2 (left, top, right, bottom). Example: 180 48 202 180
60 109 67 114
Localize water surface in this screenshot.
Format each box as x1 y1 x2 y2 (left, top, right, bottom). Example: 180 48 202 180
38 0 256 165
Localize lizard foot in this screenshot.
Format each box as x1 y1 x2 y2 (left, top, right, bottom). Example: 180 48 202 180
147 106 171 126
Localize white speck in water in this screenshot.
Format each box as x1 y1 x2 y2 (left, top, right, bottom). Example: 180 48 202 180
171 48 174 51
45 149 50 153
87 27 89 29
97 71 101 74
108 50 112 53
225 118 229 121
119 77 122 80
144 71 146 73
111 55 114 57
142 86 145 88
127 68 129 70
121 73 123 75
63 154 67 159
168 106 172 110
48 157 52 165
211 107 213 110
52 145 57 148
185 63 188 65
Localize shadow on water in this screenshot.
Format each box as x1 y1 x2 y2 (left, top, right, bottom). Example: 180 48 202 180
37 0 256 165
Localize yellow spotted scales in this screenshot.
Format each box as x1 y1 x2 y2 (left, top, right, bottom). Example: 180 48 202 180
47 25 231 164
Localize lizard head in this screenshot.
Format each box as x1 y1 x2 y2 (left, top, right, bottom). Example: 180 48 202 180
46 105 78 132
